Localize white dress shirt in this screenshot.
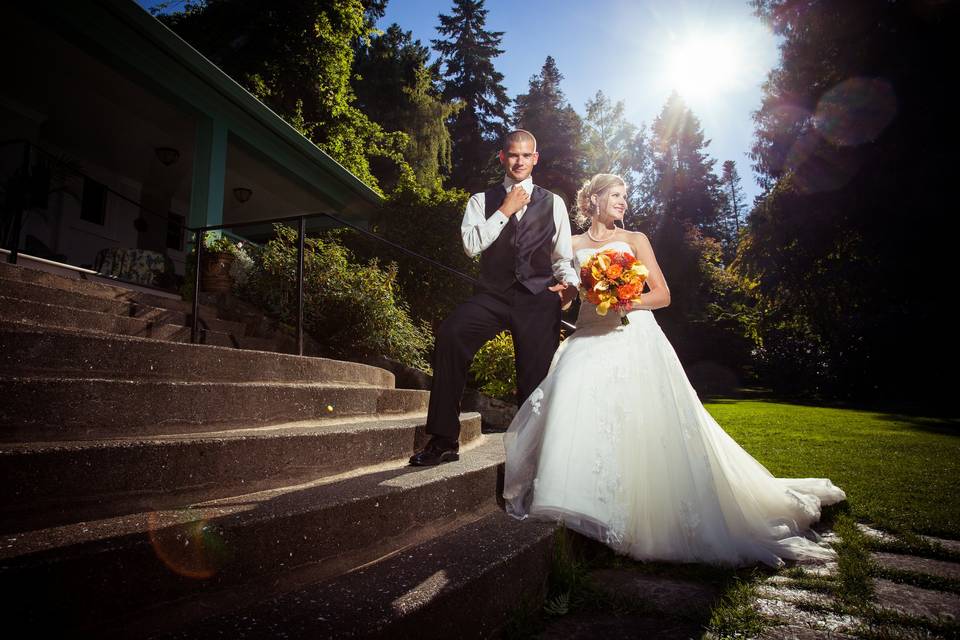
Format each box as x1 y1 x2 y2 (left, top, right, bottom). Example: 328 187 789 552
460 176 580 287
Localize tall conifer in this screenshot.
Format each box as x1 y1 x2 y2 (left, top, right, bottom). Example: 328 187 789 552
432 0 510 192
513 56 587 203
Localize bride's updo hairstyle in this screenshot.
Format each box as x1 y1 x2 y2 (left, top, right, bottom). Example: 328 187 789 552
575 173 627 229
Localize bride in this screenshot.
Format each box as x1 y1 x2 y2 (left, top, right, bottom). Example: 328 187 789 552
502 173 846 567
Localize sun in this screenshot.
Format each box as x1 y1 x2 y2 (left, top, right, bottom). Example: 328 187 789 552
663 33 743 100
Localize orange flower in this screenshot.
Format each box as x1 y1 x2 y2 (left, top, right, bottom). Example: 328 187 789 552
604 263 623 279
616 283 638 302
585 290 602 305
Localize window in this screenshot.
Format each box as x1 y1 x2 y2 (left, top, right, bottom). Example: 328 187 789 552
166 212 185 251
80 177 107 225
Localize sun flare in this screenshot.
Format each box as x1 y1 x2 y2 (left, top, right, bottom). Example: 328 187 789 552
664 33 743 100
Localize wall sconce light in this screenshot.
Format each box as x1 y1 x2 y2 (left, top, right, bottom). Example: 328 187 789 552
155 147 180 167
233 187 253 203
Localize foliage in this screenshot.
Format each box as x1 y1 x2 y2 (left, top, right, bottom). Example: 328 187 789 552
512 56 587 204
469 331 516 402
623 123 658 231
202 231 242 256
831 514 875 606
235 224 432 368
706 579 767 638
432 0 510 192
633 93 749 386
158 0 408 193
719 160 746 261
353 24 460 190
583 91 636 179
649 92 725 238
738 0 957 405
333 176 476 331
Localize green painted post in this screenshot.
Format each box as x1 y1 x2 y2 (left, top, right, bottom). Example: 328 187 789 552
189 116 227 231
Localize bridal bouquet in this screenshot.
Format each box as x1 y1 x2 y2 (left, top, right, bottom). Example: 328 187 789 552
579 250 649 325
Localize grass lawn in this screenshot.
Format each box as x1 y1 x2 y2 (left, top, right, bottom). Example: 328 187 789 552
703 398 960 539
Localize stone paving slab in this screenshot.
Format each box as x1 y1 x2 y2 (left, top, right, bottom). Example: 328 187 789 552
855 524 898 544
873 578 960 621
922 536 960 555
540 613 706 639
753 597 861 634
757 584 834 609
757 624 856 639
805 562 839 578
589 568 721 616
855 524 960 557
872 551 960 580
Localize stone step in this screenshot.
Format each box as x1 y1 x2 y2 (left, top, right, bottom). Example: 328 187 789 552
0 376 430 441
0 260 220 320
0 412 481 532
154 508 556 640
0 435 512 636
0 277 247 336
0 294 247 344
0 322 393 385
194 327 280 352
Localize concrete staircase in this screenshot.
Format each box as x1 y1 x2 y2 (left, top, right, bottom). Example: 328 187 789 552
0 262 556 638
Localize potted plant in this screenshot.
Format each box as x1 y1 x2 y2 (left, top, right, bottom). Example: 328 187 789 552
200 232 241 293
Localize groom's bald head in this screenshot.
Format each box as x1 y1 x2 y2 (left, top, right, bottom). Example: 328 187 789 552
502 129 537 152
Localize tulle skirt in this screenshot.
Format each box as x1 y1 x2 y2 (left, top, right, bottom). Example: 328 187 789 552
503 307 846 567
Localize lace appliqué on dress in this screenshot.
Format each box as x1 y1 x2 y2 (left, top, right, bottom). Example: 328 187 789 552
587 368 628 548
529 388 544 415
679 500 702 540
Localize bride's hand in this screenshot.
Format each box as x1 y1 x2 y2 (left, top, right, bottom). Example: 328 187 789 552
548 282 578 309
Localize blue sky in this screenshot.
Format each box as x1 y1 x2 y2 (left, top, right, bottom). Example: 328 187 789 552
139 0 779 202
384 1 779 202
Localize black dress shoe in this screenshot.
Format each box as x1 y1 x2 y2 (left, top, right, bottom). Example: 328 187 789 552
409 437 460 466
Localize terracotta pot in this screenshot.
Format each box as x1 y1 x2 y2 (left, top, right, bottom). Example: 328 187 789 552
201 251 235 292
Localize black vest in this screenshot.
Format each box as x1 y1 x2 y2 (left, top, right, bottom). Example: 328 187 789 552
479 184 557 294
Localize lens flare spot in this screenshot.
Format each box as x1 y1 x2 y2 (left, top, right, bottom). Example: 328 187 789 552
814 77 897 146
785 130 862 195
147 510 231 579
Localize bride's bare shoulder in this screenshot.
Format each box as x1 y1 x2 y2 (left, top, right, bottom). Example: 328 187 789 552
571 232 589 249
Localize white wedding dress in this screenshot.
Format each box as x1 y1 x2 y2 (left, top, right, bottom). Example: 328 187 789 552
503 241 846 567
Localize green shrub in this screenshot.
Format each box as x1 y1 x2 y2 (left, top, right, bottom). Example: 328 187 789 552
470 331 517 402
334 176 475 332
236 224 432 369
203 231 242 255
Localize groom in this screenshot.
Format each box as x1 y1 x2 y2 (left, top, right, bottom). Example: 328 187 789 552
409 129 579 466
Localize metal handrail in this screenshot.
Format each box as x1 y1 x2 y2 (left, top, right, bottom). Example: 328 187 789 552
189 211 576 355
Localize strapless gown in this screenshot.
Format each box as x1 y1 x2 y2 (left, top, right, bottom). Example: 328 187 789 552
502 241 846 567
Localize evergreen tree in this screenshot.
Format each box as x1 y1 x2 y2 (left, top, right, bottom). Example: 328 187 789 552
353 24 459 190
720 160 746 259
583 90 636 178
645 93 748 386
432 0 510 192
512 56 587 204
624 124 657 232
737 0 956 404
649 92 724 237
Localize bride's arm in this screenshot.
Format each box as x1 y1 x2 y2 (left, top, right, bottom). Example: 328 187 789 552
630 233 671 310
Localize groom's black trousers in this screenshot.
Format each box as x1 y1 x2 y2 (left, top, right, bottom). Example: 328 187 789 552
426 282 562 441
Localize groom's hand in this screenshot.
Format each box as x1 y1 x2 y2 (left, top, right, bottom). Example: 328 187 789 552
499 185 530 217
549 282 578 309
